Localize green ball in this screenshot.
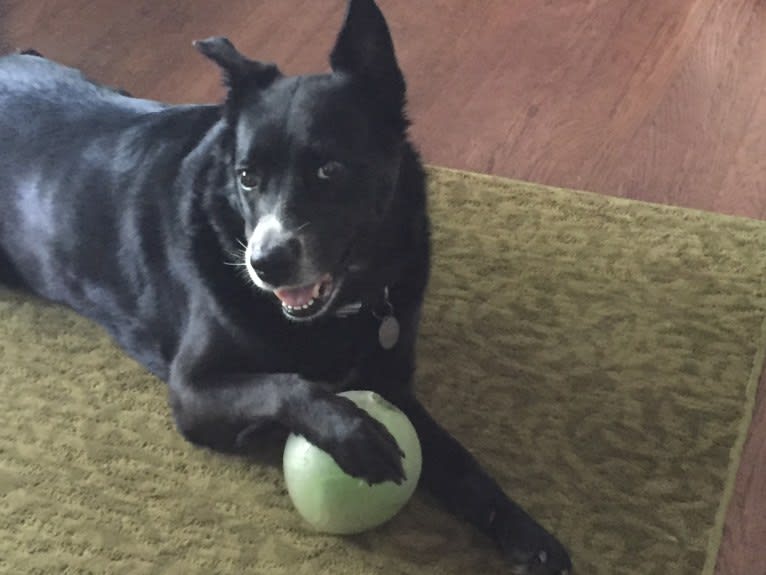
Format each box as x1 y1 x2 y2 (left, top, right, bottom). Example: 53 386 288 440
283 390 422 534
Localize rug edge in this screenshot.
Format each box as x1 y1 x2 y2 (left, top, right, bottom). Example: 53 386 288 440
701 310 766 575
426 165 766 227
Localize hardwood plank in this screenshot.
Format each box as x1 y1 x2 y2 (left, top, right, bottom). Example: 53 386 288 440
717 83 766 219
602 0 766 218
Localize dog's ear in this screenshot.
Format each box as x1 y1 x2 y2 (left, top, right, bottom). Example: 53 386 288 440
330 0 406 119
195 36 279 94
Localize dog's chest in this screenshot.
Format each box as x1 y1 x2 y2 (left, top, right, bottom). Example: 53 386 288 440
254 313 378 385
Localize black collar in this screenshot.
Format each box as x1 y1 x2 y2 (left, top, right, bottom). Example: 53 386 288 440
334 286 392 319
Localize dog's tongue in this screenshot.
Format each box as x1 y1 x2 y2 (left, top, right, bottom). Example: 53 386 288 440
274 283 319 308
274 275 333 308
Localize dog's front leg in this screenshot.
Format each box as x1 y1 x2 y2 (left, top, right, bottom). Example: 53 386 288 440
168 367 405 485
391 394 572 575
355 305 572 574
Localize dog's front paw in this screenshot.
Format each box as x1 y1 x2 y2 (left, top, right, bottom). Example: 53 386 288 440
492 504 572 575
319 395 406 485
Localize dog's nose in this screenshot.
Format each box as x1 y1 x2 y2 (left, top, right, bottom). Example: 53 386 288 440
250 237 302 286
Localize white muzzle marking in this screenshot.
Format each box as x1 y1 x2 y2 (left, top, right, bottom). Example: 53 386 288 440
245 214 284 289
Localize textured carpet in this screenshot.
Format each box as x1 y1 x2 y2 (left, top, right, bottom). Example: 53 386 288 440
2 167 765 575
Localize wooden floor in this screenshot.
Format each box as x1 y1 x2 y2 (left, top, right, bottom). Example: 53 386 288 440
2 1 764 573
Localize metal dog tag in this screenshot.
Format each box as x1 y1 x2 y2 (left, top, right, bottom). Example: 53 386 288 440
378 315 400 350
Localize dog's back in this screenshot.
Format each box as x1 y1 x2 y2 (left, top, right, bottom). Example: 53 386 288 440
0 54 220 375
0 53 165 265
0 54 166 146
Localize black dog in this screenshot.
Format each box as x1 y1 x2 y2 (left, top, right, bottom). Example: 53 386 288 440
0 1 571 572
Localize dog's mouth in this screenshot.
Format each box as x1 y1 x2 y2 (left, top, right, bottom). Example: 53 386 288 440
272 274 338 320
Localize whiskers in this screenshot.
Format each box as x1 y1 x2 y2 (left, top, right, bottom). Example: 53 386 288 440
223 242 252 282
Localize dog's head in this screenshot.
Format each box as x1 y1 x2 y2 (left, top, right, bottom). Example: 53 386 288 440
197 0 409 322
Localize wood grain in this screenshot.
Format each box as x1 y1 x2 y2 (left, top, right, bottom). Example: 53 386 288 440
1 1 764 573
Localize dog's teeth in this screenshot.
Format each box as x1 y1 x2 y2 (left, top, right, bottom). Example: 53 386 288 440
281 297 319 313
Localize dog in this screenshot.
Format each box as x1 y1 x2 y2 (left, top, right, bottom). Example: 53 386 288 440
0 1 571 572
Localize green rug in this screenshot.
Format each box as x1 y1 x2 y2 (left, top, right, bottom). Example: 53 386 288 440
1 167 765 575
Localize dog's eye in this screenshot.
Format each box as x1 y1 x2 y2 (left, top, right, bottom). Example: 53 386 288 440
317 161 343 182
238 170 260 192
